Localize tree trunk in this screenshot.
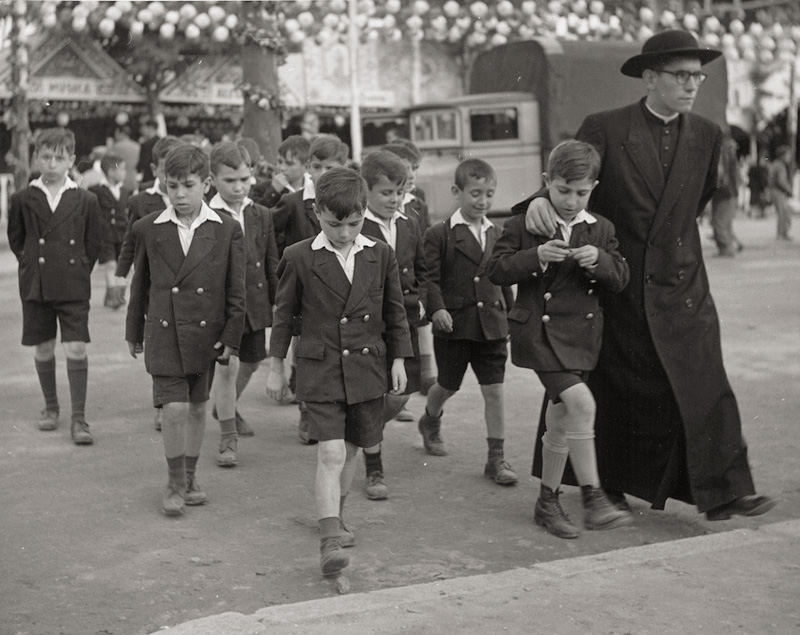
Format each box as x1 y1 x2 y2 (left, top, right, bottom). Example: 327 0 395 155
9 0 31 190
241 41 281 164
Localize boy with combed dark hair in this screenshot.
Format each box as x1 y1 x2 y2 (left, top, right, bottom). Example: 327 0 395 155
8 127 104 445
358 150 428 500
487 140 632 538
89 153 130 309
266 167 412 576
420 158 518 485
207 141 279 466
271 133 350 443
126 144 246 517
259 135 311 208
115 134 183 430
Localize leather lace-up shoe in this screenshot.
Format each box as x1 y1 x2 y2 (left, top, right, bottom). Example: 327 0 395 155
216 436 238 467
484 457 519 485
185 477 208 506
38 408 59 431
706 495 777 521
71 420 94 445
418 410 446 456
365 471 389 500
320 537 349 575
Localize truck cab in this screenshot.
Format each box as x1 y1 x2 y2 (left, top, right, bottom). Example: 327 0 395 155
408 92 542 222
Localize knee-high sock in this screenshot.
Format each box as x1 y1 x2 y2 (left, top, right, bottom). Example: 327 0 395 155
35 357 59 411
66 357 88 422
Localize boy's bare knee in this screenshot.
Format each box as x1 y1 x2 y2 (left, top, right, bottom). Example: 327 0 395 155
62 341 87 359
318 440 347 468
34 340 57 360
480 383 504 404
559 384 595 419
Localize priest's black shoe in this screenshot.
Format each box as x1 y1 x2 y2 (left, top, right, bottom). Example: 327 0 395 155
705 494 777 521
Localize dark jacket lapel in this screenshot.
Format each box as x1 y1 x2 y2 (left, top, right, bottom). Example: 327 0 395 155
174 221 218 284
453 224 483 265
154 222 185 278
622 105 665 204
43 189 81 234
344 246 378 315
312 247 351 303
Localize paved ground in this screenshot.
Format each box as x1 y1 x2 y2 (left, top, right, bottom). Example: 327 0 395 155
1 215 798 635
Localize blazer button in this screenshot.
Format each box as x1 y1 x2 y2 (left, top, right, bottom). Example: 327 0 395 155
110 219 116 225
161 320 169 328
585 313 594 319
532 271 538 277
171 287 179 294
38 238 45 245
645 274 653 283
363 314 370 322
477 301 484 308
685 299 693 308
69 239 75 245
543 292 552 301
69 258 75 265
200 320 207 327
541 314 550 323
342 349 350 357
403 289 409 295
677 271 685 281
587 289 594 295
677 237 683 246
38 257 45 264
361 347 370 355
473 276 480 283
257 282 264 289
589 279 597 285
402 267 409 274
196 288 204 294
340 317 348 325
255 261 261 268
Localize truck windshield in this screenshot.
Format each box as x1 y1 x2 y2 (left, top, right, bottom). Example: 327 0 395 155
412 110 459 144
470 108 519 142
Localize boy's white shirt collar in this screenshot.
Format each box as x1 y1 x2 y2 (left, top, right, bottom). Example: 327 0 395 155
555 209 597 230
364 208 406 250
146 178 171 203
209 192 253 215
364 208 407 224
311 231 375 283
449 208 493 231
302 176 315 201
154 201 223 227
402 191 416 205
31 175 78 212
98 177 122 200
286 172 312 194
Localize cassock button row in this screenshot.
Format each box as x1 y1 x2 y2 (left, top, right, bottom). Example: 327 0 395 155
342 349 350 357
685 299 693 308
645 274 653 283
39 238 45 245
677 237 683 246
477 301 484 308
363 315 370 322
543 292 552 300
196 288 204 294
161 320 169 328
340 317 348 325
200 320 207 327
172 287 179 294
38 257 45 264
542 315 550 323
361 347 370 355
677 271 685 281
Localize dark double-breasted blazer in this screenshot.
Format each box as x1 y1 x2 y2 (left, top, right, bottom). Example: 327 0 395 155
487 213 629 371
88 183 130 263
423 219 513 342
211 202 279 332
7 186 103 303
271 190 319 257
361 214 427 328
115 190 168 278
269 238 412 405
125 209 246 377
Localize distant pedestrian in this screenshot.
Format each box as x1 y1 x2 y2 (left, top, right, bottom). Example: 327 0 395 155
771 145 794 241
711 137 743 256
747 150 770 218
136 117 160 185
111 125 141 192
7 128 103 445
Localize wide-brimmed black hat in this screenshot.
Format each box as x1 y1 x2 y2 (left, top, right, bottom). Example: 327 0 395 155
621 30 722 78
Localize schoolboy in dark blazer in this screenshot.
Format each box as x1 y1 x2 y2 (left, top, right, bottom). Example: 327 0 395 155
7 128 103 445
266 167 412 577
419 158 517 486
89 153 130 309
488 140 631 539
126 144 246 518
358 150 428 501
206 141 279 467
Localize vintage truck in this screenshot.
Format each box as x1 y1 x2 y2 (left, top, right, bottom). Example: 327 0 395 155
402 37 729 220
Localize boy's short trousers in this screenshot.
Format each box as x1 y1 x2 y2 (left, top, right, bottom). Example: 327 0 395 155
21 299 90 346
152 365 216 407
236 327 267 364
536 370 587 404
386 324 420 394
433 337 507 392
304 397 384 448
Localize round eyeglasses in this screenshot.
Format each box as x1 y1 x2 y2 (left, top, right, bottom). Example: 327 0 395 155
657 69 708 85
